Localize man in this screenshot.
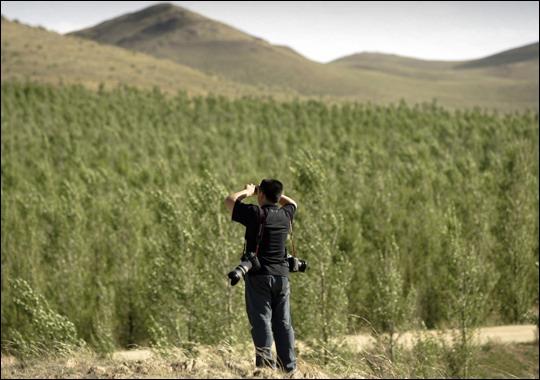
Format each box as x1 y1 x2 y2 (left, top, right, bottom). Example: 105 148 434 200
224 179 298 374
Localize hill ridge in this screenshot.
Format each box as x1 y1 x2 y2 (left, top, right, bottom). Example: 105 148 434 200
455 41 539 69
2 9 538 112
0 17 263 97
331 42 539 69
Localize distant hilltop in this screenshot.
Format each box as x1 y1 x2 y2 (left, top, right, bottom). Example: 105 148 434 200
2 3 538 111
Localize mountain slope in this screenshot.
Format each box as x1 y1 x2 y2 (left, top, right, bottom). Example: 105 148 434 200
331 52 457 71
4 3 538 111
330 42 539 81
455 42 539 69
70 3 399 96
70 3 539 111
1 18 260 97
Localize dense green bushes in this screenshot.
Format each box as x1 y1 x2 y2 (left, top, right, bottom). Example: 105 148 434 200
1 82 538 354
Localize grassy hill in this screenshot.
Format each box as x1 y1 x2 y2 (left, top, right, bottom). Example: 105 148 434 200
69 3 538 111
330 52 458 78
331 42 539 82
455 42 539 69
70 3 371 96
0 17 262 97
1 3 538 111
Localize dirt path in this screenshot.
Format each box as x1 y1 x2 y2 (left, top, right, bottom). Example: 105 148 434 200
112 349 154 361
343 324 538 352
108 324 538 362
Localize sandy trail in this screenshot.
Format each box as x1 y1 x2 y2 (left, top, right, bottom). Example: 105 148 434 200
343 324 538 352
109 324 538 361
112 349 154 361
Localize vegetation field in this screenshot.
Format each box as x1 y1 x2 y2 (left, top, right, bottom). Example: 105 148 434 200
1 81 538 376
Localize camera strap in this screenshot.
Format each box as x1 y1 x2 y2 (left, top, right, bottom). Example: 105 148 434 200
288 217 297 257
254 207 267 256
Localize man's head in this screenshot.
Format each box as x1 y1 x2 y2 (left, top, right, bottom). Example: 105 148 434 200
257 179 283 205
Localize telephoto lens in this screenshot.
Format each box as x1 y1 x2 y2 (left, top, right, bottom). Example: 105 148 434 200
227 260 252 286
227 268 242 286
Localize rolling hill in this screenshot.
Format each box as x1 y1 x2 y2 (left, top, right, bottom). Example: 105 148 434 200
331 42 539 82
0 17 262 97
70 3 539 111
70 3 371 96
1 3 538 111
455 42 539 69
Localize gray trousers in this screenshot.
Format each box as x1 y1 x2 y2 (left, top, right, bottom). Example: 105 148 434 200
245 274 296 372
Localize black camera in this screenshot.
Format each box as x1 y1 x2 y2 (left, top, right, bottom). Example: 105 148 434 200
228 251 261 286
228 252 307 286
287 255 308 273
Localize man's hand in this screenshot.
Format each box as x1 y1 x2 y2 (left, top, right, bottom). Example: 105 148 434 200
224 183 257 216
245 183 257 197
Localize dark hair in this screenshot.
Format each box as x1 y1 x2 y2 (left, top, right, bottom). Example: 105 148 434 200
259 179 283 204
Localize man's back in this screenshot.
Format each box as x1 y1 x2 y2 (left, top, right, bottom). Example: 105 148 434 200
232 201 296 276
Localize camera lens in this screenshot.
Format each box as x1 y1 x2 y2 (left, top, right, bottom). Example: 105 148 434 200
298 260 308 272
228 269 242 286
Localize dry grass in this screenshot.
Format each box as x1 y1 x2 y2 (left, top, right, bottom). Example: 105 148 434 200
473 342 539 379
2 338 539 379
0 342 346 379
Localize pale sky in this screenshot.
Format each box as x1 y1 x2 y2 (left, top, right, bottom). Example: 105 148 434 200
1 1 538 63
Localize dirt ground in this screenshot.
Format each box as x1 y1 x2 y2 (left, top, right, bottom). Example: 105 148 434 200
343 324 539 352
